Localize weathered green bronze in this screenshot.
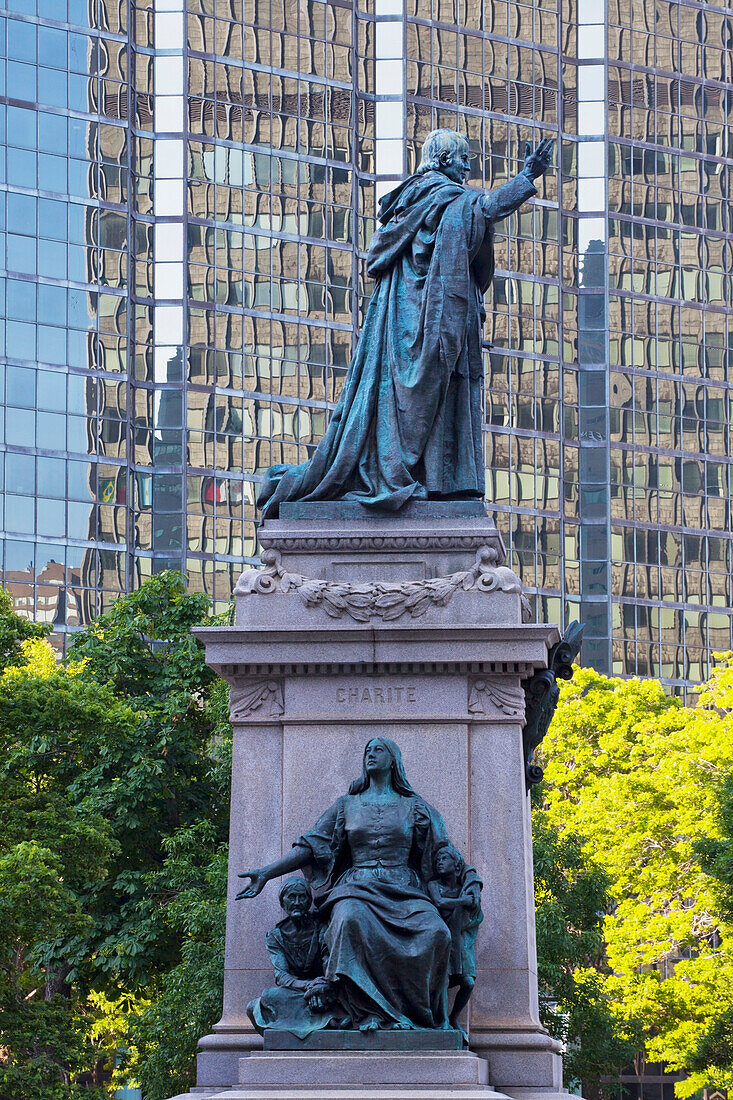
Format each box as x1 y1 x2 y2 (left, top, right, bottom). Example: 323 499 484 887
257 129 554 519
246 878 343 1038
521 621 585 786
238 737 482 1041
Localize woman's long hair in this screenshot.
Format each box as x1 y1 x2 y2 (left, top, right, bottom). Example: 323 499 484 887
348 737 416 796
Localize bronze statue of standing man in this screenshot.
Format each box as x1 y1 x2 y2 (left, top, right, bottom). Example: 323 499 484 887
258 130 554 519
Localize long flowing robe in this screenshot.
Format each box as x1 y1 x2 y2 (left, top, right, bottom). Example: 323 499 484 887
295 793 453 1029
257 169 537 519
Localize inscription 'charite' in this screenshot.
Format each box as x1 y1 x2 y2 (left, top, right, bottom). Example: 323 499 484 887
336 685 418 705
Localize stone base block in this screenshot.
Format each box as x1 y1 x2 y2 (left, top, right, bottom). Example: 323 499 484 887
197 1031 261 1090
477 1029 563 1092
263 1028 463 1050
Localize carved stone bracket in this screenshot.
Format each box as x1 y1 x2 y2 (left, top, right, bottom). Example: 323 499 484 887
230 679 284 721
468 677 525 718
234 546 531 624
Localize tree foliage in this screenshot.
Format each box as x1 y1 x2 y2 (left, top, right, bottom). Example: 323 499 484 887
533 803 638 1091
537 661 733 1097
0 574 231 1099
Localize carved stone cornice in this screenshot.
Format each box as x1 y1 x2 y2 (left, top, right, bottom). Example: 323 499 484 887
259 533 502 554
234 546 530 623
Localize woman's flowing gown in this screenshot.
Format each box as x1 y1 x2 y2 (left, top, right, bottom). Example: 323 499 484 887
296 793 452 1029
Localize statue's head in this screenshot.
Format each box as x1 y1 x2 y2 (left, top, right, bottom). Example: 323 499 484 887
348 736 416 796
434 841 465 879
417 129 472 183
278 877 312 917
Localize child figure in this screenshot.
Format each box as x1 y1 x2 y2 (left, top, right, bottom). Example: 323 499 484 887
427 842 483 1036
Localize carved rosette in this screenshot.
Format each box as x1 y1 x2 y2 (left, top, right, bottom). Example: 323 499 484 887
468 677 526 719
229 679 284 721
233 546 531 623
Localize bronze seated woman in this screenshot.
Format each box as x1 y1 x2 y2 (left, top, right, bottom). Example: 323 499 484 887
238 737 480 1035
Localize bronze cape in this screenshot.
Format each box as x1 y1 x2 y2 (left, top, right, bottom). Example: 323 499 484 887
257 170 536 518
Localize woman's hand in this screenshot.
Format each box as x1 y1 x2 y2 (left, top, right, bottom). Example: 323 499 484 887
236 868 269 899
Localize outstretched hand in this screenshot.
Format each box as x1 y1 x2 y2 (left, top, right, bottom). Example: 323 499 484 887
236 868 268 899
523 137 554 181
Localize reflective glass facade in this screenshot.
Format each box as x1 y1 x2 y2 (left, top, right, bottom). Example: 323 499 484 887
1 0 731 687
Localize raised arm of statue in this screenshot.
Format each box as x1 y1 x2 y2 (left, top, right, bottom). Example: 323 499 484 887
236 845 311 899
479 139 554 224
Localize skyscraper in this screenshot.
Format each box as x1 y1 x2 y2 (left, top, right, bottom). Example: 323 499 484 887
1 0 731 689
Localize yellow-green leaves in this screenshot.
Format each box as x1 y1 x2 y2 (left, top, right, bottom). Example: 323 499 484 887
537 661 733 1095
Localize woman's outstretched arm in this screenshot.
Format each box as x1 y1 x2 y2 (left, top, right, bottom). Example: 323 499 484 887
236 845 310 899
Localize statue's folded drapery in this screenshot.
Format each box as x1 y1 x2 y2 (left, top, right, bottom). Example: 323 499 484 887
247 920 336 1038
295 793 453 1029
257 169 536 519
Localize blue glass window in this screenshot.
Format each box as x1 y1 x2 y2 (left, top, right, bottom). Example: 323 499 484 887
7 148 36 188
5 493 34 534
39 239 67 280
39 284 67 324
37 456 65 496
7 18 36 62
39 113 67 155
38 67 67 108
8 192 36 232
7 279 36 322
37 411 66 451
38 25 65 68
7 105 35 148
7 364 35 407
7 234 37 276
6 451 35 494
6 320 35 361
37 497 65 537
5 407 35 447
7 60 37 100
38 326 66 365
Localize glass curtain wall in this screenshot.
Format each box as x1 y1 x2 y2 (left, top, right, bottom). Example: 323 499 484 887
1 0 130 647
1 0 731 687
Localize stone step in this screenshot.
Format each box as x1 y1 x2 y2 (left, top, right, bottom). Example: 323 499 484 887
239 1050 491 1088
213 1088 506 1100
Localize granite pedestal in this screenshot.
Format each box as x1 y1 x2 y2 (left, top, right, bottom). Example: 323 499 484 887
171 502 572 1100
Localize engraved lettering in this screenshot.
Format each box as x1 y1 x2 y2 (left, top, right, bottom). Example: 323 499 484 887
335 684 420 707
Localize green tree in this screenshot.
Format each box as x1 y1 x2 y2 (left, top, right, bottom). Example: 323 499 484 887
63 571 230 993
0 574 231 1098
533 802 637 1093
537 661 733 1097
0 643 125 1096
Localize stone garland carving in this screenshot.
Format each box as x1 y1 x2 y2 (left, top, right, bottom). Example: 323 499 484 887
230 679 284 720
233 546 531 624
468 677 526 718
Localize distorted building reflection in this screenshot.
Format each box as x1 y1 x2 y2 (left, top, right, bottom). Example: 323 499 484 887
0 0 731 689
